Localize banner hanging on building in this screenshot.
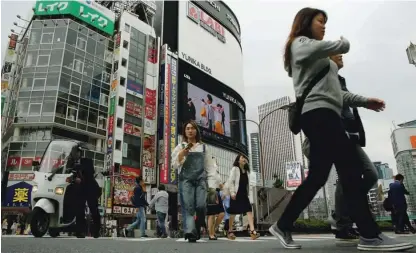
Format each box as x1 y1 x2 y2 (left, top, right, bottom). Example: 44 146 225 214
169 56 178 185
286 161 302 190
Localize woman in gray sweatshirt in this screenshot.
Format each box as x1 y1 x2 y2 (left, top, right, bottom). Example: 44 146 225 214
268 7 413 252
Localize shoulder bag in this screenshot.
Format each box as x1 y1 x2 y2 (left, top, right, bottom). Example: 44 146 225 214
288 64 330 135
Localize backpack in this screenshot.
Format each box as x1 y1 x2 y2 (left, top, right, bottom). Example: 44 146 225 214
383 197 393 211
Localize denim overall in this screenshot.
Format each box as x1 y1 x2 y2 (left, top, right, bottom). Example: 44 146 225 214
179 144 207 237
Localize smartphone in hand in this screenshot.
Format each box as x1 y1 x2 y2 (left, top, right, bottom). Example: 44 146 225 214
185 143 193 150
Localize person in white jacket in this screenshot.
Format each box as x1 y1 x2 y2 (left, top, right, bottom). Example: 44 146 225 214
225 154 259 240
171 120 220 243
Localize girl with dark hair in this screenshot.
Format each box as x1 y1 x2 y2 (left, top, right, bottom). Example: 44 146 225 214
224 154 259 240
269 7 413 252
171 121 221 243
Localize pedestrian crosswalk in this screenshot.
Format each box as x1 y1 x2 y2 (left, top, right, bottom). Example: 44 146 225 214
3 233 414 242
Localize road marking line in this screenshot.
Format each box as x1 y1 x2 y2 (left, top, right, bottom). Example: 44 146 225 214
176 238 207 243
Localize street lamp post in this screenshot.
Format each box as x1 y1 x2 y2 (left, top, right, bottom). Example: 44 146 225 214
230 104 289 229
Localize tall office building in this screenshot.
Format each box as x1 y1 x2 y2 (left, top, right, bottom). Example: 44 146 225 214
373 162 394 180
258 96 305 185
391 120 416 213
249 132 261 186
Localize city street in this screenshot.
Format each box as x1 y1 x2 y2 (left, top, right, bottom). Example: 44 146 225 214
2 233 416 253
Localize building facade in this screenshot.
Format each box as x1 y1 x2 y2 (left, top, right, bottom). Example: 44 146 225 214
373 161 394 180
391 120 416 213
157 1 247 188
258 96 305 184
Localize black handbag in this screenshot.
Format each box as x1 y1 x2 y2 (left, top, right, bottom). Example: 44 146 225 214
288 65 330 135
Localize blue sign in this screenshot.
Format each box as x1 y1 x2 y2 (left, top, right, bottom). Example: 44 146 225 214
127 79 143 96
4 182 32 208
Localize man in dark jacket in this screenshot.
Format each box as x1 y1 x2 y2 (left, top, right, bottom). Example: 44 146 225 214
327 55 379 242
72 146 101 238
124 176 148 237
389 174 415 234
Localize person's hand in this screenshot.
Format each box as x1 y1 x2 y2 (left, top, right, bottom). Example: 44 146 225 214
366 98 385 112
178 148 190 162
231 194 236 200
75 177 81 184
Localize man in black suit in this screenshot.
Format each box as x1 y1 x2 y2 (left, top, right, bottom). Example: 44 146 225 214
71 146 101 238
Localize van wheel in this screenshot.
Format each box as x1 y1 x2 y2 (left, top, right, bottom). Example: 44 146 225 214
49 229 60 238
30 208 50 238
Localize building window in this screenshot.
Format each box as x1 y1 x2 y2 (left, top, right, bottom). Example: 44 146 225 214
100 94 108 106
28 103 42 116
70 82 81 96
73 59 84 73
41 32 53 44
118 97 124 107
121 58 127 67
123 40 129 49
32 78 46 90
67 106 78 121
102 72 111 83
124 24 130 33
76 36 87 51
120 76 126 86
116 140 122 150
98 116 107 129
117 118 123 128
37 55 50 66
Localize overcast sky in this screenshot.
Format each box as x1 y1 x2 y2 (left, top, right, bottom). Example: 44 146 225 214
2 1 416 172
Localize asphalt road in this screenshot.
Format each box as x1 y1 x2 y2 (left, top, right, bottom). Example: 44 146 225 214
2 233 416 253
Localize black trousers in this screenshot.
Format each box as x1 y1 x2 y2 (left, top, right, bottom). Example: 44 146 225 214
277 108 380 238
76 187 101 235
396 206 414 232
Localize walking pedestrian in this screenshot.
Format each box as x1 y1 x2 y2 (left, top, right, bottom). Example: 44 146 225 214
171 120 220 242
389 174 416 234
124 176 148 238
220 188 231 236
225 155 259 240
149 185 169 238
303 54 379 244
269 7 413 251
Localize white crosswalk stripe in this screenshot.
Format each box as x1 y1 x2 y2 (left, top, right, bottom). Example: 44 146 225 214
176 238 207 243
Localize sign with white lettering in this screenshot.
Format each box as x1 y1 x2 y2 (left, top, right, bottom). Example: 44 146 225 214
34 0 115 35
187 2 225 43
181 52 211 75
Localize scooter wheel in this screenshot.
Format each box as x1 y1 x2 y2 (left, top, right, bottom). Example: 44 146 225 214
30 208 50 238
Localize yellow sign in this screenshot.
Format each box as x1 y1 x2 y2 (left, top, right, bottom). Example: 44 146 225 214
13 188 29 202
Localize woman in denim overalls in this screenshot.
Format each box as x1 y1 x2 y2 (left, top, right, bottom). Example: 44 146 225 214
172 121 220 242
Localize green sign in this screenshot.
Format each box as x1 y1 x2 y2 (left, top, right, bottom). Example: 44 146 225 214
34 0 115 35
109 97 115 115
1 95 5 114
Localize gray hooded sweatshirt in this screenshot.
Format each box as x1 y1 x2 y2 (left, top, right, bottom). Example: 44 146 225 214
290 36 368 115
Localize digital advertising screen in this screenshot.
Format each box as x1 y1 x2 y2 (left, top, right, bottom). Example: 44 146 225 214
178 60 248 154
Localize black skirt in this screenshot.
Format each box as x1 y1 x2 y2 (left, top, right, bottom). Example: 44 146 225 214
227 193 252 215
207 193 225 216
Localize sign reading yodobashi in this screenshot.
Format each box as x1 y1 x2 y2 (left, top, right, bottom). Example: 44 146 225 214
34 0 115 35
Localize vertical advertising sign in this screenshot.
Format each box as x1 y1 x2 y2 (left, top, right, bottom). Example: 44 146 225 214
286 161 302 190
163 54 172 184
158 45 169 184
169 57 178 185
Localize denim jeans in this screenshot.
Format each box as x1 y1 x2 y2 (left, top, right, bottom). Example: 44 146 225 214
157 211 167 236
127 206 146 236
179 181 187 231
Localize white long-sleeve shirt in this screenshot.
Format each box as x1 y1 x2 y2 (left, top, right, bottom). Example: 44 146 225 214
171 142 221 189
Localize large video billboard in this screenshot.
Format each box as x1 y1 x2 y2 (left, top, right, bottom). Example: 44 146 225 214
178 60 247 155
